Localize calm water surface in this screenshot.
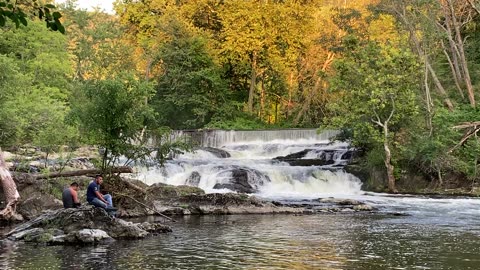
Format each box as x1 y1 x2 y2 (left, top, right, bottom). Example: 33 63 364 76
1 204 480 270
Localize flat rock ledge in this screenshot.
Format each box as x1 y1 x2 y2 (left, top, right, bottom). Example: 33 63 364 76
271 197 376 214
118 192 376 217
5 207 172 245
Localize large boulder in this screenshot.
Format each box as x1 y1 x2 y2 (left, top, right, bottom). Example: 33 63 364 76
212 167 270 193
114 182 205 217
6 207 172 244
146 183 205 200
273 149 356 167
200 147 231 158
16 188 63 220
185 171 201 186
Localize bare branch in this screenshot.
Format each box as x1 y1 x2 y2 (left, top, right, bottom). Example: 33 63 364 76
372 109 384 127
452 121 480 129
467 0 480 16
385 97 396 124
448 126 480 153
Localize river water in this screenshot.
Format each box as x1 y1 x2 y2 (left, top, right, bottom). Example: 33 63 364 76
1 205 480 270
1 129 480 269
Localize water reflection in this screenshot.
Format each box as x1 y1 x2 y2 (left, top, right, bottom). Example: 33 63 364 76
1 214 480 269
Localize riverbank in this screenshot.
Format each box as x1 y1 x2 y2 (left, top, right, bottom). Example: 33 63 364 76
345 163 480 197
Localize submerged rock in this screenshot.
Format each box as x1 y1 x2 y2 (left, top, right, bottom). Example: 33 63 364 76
317 198 362 205
6 207 172 245
353 204 374 211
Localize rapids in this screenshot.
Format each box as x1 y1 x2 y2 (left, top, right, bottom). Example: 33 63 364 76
134 129 362 197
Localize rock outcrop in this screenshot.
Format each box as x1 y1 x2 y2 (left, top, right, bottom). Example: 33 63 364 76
212 167 271 194
200 147 231 158
6 207 172 244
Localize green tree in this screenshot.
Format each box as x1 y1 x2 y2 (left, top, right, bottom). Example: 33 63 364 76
154 18 228 129
0 19 72 147
328 40 420 192
60 3 138 81
70 74 156 170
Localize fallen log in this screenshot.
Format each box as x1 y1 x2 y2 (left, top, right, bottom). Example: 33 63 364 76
11 166 133 184
35 166 133 180
11 166 133 186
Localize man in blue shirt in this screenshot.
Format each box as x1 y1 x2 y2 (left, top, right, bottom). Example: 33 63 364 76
87 175 113 209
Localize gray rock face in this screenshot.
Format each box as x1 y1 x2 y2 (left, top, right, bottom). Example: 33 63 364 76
213 167 271 194
17 192 63 220
273 149 356 167
185 171 201 186
200 147 231 158
6 207 172 244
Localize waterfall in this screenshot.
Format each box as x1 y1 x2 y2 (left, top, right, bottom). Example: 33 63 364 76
172 129 339 147
134 129 362 198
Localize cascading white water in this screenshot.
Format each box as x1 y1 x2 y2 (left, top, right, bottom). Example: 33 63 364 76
133 129 363 198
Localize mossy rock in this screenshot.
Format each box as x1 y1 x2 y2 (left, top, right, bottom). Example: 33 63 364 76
146 183 205 200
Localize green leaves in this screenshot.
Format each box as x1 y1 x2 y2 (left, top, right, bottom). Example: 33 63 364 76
70 74 156 169
154 20 228 129
0 0 65 33
0 20 72 148
328 39 420 150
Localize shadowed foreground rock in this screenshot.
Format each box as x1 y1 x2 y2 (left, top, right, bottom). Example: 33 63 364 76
5 207 172 244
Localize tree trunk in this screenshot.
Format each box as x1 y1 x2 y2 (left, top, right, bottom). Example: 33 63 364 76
248 52 257 113
423 59 434 135
441 40 464 99
447 0 475 107
259 74 265 119
0 149 21 221
426 62 454 111
395 6 454 111
382 124 397 193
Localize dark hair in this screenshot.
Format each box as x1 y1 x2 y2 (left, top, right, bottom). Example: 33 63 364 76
70 182 79 187
95 174 103 180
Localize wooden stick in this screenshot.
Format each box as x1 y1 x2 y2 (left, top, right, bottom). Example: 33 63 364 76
114 192 176 222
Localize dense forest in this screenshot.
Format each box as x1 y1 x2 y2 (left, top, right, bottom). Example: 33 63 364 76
1 0 480 192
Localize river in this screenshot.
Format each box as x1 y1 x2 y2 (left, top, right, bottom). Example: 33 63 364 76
1 200 480 270
1 129 479 269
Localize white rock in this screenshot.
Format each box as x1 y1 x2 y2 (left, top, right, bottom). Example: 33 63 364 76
76 229 112 243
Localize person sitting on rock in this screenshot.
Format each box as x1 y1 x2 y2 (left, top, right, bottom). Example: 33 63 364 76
62 182 81 208
87 175 114 210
